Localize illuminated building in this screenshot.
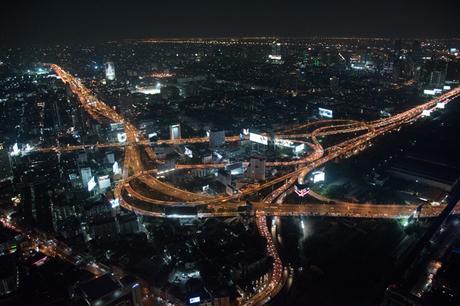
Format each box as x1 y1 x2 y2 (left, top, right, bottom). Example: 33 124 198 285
169 124 181 140
268 41 282 61
247 157 266 181
80 167 92 188
98 175 111 191
430 70 445 88
104 61 116 80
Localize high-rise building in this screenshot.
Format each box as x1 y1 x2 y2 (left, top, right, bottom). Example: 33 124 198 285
394 39 402 55
104 62 116 80
430 70 445 87
52 99 62 131
80 167 92 187
247 157 266 181
268 41 283 64
169 124 181 140
330 76 339 93
209 130 225 147
269 41 281 60
0 144 13 183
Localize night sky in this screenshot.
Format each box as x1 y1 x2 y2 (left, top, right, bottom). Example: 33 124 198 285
1 0 459 45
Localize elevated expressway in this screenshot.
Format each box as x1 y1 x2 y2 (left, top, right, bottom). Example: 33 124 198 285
49 64 460 306
49 64 460 221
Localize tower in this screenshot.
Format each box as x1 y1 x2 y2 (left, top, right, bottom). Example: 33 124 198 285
169 124 181 140
247 157 266 181
268 41 282 63
104 62 116 80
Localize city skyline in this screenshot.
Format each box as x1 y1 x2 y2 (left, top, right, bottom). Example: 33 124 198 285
1 3 460 305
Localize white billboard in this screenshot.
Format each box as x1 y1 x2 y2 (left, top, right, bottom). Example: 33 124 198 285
422 110 431 117
117 132 127 143
294 143 305 153
423 89 436 96
189 297 200 304
318 107 333 118
112 161 121 175
249 133 269 145
436 102 445 109
312 171 325 183
274 138 293 147
268 54 282 60
87 176 97 192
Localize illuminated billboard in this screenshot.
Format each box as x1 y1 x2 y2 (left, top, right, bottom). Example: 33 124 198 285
294 144 305 153
110 199 120 208
436 102 445 109
189 297 200 304
423 89 436 96
312 171 325 183
422 110 431 117
249 133 269 145
184 147 193 158
117 132 127 143
294 184 310 197
268 54 282 60
87 177 97 192
274 138 293 147
318 107 333 118
113 161 121 175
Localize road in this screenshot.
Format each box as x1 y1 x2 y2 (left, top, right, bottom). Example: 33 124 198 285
47 64 460 306
50 63 460 218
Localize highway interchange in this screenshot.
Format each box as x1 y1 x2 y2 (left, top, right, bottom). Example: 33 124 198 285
48 64 460 220
47 64 460 305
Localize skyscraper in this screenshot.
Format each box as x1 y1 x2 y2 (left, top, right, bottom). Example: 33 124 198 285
247 157 266 181
104 62 116 80
430 70 445 87
169 124 181 140
268 41 282 64
330 76 339 93
80 167 92 187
